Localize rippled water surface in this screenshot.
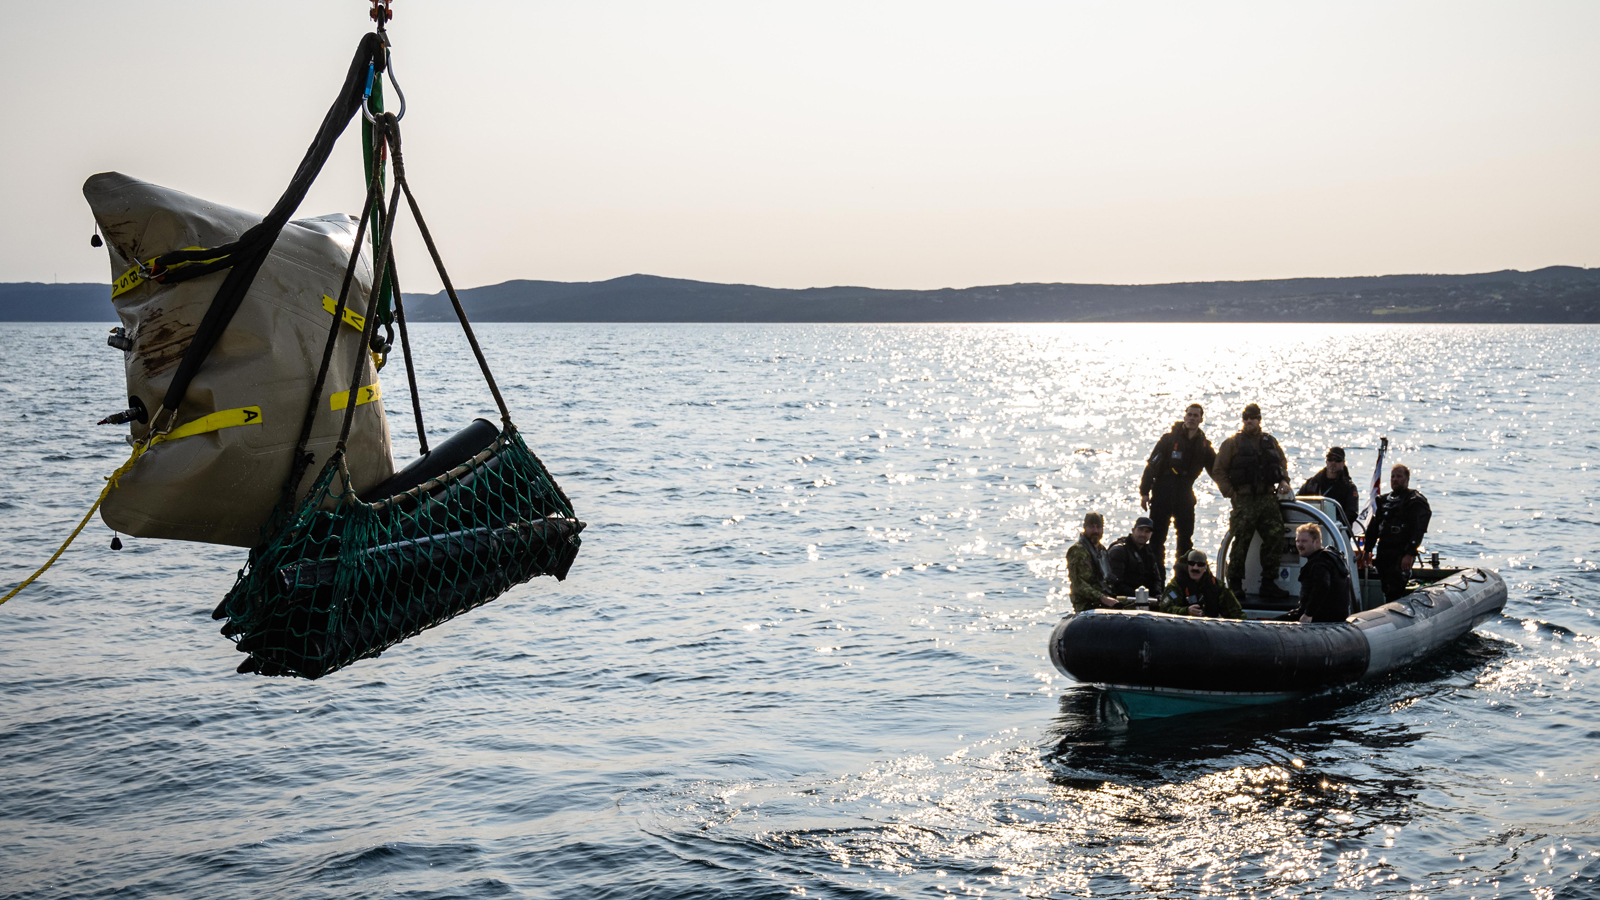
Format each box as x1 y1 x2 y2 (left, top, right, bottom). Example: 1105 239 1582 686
1 322 1597 899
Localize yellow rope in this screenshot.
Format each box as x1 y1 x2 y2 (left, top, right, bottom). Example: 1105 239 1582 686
0 442 148 607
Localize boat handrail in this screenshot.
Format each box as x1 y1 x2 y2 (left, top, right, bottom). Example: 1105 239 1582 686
1216 498 1358 610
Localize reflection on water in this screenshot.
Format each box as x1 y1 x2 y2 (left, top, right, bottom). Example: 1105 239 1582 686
1 323 1597 899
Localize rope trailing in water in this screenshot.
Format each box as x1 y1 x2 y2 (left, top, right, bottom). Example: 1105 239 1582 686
0 442 149 607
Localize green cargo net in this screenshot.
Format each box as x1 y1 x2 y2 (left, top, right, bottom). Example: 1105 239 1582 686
213 423 582 679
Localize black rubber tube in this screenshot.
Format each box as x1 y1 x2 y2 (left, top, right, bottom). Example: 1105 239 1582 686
1051 610 1371 693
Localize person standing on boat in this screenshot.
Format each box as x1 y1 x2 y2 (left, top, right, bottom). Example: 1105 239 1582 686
1283 523 1353 622
1366 464 1432 602
1106 516 1165 597
1159 550 1243 619
1299 446 1360 525
1139 403 1216 571
1067 511 1126 612
1213 403 1293 599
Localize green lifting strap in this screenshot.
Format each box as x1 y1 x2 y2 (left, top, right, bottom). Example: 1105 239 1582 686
362 61 396 337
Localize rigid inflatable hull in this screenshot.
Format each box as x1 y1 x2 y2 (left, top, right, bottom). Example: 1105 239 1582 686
1049 568 1506 718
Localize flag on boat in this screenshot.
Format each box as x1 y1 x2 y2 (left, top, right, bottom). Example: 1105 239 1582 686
1356 436 1389 527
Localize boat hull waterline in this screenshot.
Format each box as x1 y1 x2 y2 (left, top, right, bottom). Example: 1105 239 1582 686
1048 568 1506 718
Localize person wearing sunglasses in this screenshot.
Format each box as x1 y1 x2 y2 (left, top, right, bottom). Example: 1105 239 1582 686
1213 403 1293 599
1299 446 1359 525
1159 549 1243 619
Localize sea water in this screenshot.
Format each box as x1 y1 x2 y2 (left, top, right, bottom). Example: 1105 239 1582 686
0 322 1596 899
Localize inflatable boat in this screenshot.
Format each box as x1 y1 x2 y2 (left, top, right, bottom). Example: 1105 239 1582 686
1049 567 1505 718
1048 494 1506 718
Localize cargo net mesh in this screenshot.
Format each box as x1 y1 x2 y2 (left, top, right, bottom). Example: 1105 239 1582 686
212 427 583 679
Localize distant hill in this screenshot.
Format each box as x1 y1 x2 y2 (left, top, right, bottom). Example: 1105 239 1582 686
399 267 1600 323
7 267 1600 323
0 283 120 321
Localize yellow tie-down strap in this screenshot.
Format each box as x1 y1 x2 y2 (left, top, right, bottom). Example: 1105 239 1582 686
111 247 225 299
322 297 387 371
322 294 367 332
149 406 263 446
330 383 381 411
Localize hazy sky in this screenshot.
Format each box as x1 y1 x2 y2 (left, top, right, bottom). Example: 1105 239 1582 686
3 1 1597 291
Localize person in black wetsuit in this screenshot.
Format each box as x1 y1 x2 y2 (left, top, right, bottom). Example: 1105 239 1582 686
1106 516 1164 598
1299 446 1359 525
1140 403 1216 572
1366 464 1432 602
1284 523 1352 622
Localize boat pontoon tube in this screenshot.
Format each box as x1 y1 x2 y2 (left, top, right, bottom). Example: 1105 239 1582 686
1049 568 1506 694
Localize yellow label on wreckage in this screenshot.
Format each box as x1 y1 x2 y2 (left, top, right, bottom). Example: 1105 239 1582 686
111 265 150 299
329 383 381 411
110 247 219 299
322 295 367 332
149 406 264 445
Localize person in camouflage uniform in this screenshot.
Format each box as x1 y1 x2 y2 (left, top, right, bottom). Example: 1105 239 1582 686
1213 403 1292 599
1159 549 1244 619
1067 511 1128 612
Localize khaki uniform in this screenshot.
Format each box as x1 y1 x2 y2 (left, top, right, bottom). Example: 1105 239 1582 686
1067 535 1115 612
1214 429 1288 590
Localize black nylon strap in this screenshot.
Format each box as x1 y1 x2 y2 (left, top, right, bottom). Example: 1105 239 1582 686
156 33 384 422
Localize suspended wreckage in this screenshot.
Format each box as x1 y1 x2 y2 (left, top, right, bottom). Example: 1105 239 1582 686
7 4 584 679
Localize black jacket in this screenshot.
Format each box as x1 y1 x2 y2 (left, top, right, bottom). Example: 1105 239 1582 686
1299 467 1360 524
1290 548 1352 622
1106 534 1164 596
1367 489 1432 557
1140 423 1216 499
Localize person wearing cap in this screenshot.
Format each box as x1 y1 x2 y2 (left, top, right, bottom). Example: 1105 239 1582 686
1299 446 1359 525
1159 549 1243 619
1213 403 1292 599
1139 403 1216 571
1106 516 1165 598
1365 463 1432 602
1067 511 1127 612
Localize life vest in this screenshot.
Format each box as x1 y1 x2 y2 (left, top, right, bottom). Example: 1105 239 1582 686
1228 433 1279 491
1075 534 1109 583
1170 571 1227 616
1371 489 1431 555
1154 428 1208 486
1106 535 1161 593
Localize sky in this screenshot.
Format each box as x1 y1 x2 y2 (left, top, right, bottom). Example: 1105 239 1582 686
2 1 1597 292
